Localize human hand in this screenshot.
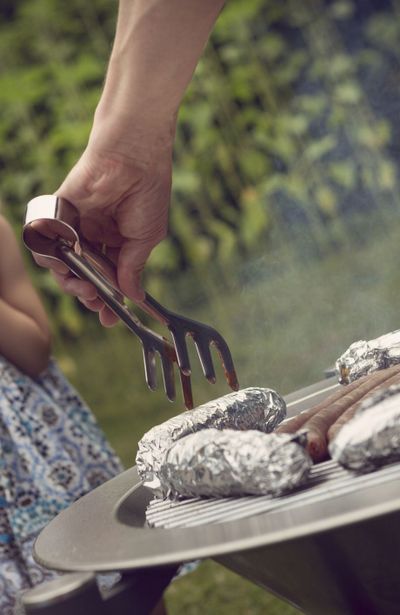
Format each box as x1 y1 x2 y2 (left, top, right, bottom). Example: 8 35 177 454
34 133 173 326
31 0 223 327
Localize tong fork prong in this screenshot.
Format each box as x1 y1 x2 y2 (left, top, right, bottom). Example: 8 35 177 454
168 328 191 376
178 370 194 410
142 347 157 392
191 333 216 384
159 347 176 402
192 326 239 389
141 294 239 390
212 337 239 391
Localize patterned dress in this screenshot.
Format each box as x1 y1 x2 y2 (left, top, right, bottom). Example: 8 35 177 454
0 355 123 614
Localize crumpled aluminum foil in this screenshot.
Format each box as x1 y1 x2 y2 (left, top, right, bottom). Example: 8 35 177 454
158 429 311 498
136 387 286 491
329 383 400 472
336 329 400 384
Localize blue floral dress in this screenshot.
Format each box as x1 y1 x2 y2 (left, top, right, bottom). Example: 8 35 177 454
0 355 123 614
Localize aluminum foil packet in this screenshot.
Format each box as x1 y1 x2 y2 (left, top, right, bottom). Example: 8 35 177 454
329 383 400 472
136 387 286 490
336 329 400 384
158 429 311 498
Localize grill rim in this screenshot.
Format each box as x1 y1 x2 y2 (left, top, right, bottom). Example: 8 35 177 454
33 464 400 572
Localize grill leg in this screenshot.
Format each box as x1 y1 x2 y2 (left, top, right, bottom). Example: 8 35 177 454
22 566 179 615
102 566 179 614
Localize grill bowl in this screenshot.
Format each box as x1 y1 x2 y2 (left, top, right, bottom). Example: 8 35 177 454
34 377 400 614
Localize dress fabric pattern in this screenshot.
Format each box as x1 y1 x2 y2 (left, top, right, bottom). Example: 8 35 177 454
0 356 123 614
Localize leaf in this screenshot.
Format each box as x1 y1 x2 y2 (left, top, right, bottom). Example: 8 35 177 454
361 167 375 191
219 44 243 65
329 54 353 79
357 49 383 72
170 204 213 265
208 219 236 262
329 161 357 189
214 0 265 35
366 14 400 51
274 51 308 85
329 1 355 20
147 239 179 272
284 114 309 136
304 136 337 162
378 160 396 191
238 149 268 180
287 3 313 27
315 186 338 217
240 187 269 247
356 120 391 149
172 169 201 195
333 81 363 105
259 133 297 165
295 95 327 116
260 33 286 62
230 64 254 102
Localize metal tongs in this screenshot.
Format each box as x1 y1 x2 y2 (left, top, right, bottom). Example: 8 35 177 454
23 195 239 409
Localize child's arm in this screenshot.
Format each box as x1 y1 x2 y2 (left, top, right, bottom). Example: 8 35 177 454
0 216 51 377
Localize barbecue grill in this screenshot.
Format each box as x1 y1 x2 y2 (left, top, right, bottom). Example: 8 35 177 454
23 377 400 615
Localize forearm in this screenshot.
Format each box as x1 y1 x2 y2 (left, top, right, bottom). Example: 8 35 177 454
54 0 224 304
90 0 224 157
0 299 51 377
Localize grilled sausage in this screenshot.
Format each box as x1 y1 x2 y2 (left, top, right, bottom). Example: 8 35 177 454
304 365 400 461
327 370 400 442
275 377 366 435
276 365 400 437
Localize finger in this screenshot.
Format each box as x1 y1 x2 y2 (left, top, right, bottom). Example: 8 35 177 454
78 297 105 312
80 213 123 247
52 271 98 300
76 288 120 326
30 219 61 240
78 294 119 327
99 305 119 327
34 254 70 275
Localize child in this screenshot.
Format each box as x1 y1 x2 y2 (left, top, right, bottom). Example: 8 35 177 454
0 213 123 613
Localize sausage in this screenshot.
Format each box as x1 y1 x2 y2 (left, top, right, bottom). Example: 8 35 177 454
327 370 400 442
275 377 367 435
303 365 400 461
276 365 400 437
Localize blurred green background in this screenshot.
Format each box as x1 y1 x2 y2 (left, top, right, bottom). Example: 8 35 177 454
1 0 400 612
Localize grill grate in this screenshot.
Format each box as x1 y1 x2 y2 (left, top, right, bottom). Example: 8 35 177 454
146 460 400 529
